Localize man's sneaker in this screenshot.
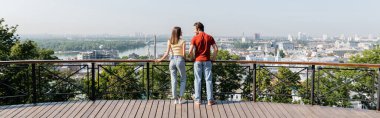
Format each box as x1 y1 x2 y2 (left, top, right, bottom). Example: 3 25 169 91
194 101 201 106
178 98 187 104
207 100 216 106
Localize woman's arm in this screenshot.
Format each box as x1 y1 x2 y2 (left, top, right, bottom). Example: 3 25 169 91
156 40 171 62
182 41 186 60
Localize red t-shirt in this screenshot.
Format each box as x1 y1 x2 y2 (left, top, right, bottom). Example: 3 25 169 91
191 32 216 61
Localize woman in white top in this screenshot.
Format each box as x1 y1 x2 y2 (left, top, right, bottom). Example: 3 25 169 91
156 26 187 104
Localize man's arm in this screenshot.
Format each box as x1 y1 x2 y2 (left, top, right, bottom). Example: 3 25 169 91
188 44 194 61
211 43 218 61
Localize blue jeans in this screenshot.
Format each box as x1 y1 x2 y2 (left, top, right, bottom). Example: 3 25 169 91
194 61 213 102
169 56 187 99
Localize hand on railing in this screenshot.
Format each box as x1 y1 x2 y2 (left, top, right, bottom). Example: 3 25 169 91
155 59 163 63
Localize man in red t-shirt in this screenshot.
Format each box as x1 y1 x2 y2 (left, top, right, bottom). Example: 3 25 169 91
188 22 218 105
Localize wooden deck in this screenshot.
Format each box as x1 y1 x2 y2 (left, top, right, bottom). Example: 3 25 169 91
0 100 379 118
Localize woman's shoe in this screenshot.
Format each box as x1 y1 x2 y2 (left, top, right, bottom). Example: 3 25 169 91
178 98 187 104
207 100 216 106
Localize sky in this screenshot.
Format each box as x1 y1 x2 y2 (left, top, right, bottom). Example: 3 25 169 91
1 0 380 37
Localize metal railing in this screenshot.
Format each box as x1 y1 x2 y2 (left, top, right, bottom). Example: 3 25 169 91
0 60 379 111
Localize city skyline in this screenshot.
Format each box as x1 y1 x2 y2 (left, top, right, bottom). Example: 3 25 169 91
1 0 380 37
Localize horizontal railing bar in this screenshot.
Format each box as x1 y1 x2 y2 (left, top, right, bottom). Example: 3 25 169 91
2 60 380 68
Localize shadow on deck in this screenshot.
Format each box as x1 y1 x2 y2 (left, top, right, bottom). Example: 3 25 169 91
0 100 379 118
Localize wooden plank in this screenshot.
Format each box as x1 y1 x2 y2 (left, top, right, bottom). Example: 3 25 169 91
0 104 15 116
256 102 276 118
46 101 76 117
142 100 153 118
193 100 201 118
114 100 131 118
280 103 305 118
343 108 367 118
239 101 254 118
182 100 188 118
97 100 119 118
129 100 142 118
14 103 46 117
233 101 247 118
155 100 165 118
316 105 344 118
85 100 108 118
216 100 227 118
335 107 356 118
307 105 332 118
251 102 269 118
200 101 208 118
351 109 379 118
64 101 89 118
72 101 93 118
290 104 314 118
134 100 148 118
227 100 241 118
40 102 66 118
0 104 25 117
260 102 280 118
161 100 171 118
32 102 59 117
148 100 160 118
94 100 114 117
24 103 51 117
206 103 214 118
188 100 195 118
297 104 320 118
211 100 221 118
121 100 137 118
360 110 380 118
175 101 182 118
108 100 126 118
5 104 35 117
0 104 11 112
269 102 293 118
168 100 176 118
78 100 101 118
243 102 260 118
44 101 72 117
221 100 234 118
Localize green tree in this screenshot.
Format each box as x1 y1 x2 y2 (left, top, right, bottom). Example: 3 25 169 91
0 18 63 105
256 67 301 103
0 18 19 60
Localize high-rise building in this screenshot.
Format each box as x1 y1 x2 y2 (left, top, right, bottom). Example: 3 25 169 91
339 34 345 40
288 34 293 42
322 34 328 40
298 32 307 40
254 33 261 40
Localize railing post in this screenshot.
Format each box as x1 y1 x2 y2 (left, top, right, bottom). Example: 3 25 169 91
146 62 150 100
252 64 257 102
90 62 96 101
31 63 37 104
377 68 380 111
311 65 315 105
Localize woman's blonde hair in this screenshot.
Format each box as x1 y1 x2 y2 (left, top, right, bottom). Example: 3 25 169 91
170 26 182 45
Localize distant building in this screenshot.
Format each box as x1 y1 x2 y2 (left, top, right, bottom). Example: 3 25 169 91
322 34 328 40
241 37 246 43
278 42 295 50
254 33 261 40
298 32 307 40
77 50 119 60
288 34 293 42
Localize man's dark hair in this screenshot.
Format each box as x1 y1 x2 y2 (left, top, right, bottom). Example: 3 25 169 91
194 22 204 31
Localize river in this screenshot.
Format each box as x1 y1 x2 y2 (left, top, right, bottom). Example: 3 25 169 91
54 41 168 60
